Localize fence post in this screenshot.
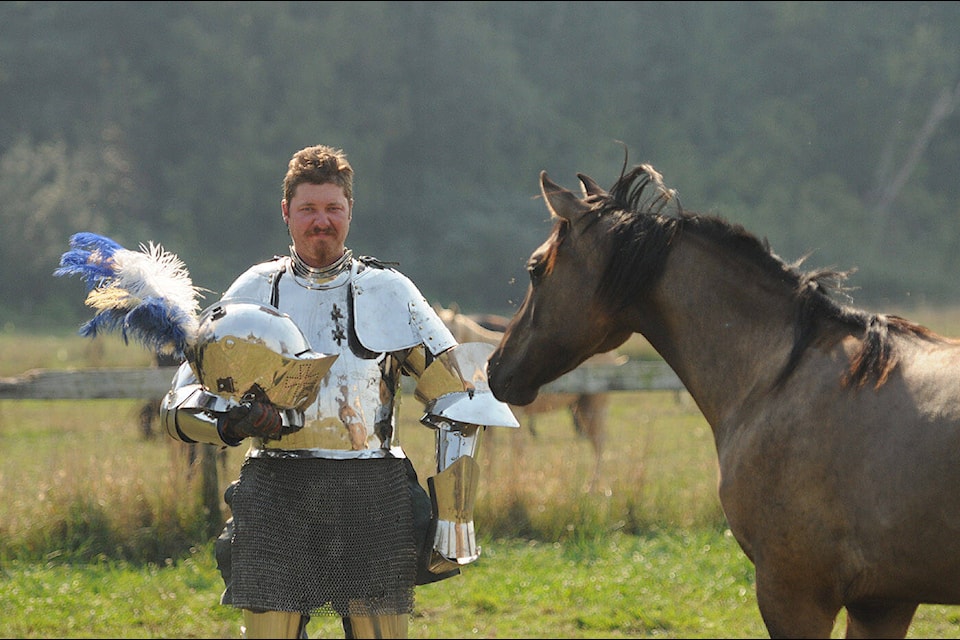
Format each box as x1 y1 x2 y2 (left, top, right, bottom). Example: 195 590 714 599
199 444 222 538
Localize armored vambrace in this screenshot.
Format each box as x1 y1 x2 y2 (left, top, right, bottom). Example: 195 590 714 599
413 343 519 573
160 363 305 446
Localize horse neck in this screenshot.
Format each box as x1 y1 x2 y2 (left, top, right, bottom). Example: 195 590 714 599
629 231 798 427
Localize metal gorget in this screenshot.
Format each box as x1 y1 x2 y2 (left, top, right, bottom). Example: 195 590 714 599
290 246 353 289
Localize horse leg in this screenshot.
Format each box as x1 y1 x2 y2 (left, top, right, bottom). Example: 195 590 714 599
526 414 538 438
571 394 608 491
483 421 498 476
138 398 160 439
843 601 917 639
754 570 839 638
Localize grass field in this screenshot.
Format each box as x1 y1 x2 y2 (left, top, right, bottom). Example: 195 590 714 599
4 311 960 637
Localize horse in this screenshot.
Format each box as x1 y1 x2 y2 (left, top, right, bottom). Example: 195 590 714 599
486 163 960 638
435 304 621 489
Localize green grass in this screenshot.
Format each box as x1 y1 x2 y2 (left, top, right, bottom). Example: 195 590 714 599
0 532 766 638
3 535 958 638
5 322 960 637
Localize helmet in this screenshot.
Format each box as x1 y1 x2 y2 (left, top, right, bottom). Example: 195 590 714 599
187 299 337 410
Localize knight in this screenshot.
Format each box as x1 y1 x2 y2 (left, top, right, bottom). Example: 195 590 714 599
157 144 519 638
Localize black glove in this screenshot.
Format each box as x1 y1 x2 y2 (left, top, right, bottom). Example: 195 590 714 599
219 401 286 442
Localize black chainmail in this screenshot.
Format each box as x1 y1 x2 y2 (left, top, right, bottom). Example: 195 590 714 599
225 456 419 617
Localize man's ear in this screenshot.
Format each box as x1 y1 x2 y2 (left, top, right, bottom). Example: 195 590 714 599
281 199 289 224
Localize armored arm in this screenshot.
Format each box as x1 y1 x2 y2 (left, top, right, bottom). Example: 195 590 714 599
159 361 305 446
160 361 239 445
407 342 519 574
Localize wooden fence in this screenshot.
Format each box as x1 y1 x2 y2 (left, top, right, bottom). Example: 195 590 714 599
0 360 684 534
0 359 683 400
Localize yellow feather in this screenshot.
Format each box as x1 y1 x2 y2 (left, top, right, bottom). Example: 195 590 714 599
85 286 140 311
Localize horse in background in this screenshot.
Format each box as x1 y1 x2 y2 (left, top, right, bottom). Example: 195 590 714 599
435 304 622 489
487 163 960 638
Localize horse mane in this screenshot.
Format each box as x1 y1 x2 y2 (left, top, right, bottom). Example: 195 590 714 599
589 164 943 390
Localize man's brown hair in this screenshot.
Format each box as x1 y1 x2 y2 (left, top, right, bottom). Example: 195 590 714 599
283 145 354 203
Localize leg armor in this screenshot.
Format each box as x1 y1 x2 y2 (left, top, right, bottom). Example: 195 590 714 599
241 607 407 638
343 614 409 639
242 610 308 639
428 420 483 572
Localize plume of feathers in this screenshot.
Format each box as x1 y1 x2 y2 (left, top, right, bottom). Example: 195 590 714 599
54 232 204 359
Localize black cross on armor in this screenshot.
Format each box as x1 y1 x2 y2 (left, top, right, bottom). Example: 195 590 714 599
331 304 346 345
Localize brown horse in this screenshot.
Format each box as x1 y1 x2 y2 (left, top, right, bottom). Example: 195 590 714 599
487 163 960 638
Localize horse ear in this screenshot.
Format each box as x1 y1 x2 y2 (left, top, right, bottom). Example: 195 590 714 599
540 171 593 222
577 173 606 198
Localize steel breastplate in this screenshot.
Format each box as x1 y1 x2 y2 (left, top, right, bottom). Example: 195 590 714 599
253 347 397 458
221 254 456 459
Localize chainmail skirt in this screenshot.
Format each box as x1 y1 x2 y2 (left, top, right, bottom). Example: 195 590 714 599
227 456 418 617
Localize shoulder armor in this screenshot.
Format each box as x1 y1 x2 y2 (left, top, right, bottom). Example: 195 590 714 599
221 257 286 302
351 259 456 355
356 255 398 270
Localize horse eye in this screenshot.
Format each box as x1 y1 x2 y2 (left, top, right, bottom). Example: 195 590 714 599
527 259 545 285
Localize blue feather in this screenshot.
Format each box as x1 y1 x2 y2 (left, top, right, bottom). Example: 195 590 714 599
78 311 124 341
69 232 124 255
123 297 194 355
53 233 125 291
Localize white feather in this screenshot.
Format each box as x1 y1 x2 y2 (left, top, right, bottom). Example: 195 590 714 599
111 242 202 336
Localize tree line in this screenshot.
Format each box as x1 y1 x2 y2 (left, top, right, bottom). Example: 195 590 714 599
2 1 959 332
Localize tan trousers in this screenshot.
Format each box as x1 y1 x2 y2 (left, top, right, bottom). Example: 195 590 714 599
243 609 409 639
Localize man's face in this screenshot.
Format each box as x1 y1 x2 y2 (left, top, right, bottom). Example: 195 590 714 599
282 182 352 268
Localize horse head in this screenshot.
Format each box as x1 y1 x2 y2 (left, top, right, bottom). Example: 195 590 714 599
487 171 634 406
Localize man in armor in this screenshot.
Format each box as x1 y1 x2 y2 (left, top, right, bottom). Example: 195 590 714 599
160 144 518 638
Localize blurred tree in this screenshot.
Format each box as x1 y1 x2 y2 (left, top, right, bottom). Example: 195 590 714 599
2 2 960 328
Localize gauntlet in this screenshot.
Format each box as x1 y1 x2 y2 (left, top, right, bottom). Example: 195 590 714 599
219 400 293 442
